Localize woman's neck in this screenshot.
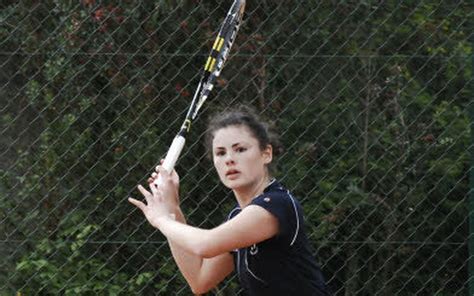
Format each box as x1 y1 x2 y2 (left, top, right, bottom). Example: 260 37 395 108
234 175 272 208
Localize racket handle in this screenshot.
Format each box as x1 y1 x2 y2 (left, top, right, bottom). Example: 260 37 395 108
154 135 186 186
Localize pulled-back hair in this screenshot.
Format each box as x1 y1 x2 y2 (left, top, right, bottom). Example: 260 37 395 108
205 105 283 173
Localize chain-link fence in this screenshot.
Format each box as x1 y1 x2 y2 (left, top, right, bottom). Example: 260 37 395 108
1 1 472 295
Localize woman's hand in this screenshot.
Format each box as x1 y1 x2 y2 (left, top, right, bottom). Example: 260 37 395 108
148 160 180 206
129 166 180 229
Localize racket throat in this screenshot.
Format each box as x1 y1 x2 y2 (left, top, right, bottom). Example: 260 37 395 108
179 120 192 136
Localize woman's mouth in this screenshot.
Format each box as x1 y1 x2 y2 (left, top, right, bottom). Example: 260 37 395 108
226 169 241 179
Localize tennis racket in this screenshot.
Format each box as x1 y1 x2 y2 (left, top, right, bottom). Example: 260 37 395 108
155 0 246 186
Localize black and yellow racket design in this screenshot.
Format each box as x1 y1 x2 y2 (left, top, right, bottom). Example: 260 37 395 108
155 0 246 185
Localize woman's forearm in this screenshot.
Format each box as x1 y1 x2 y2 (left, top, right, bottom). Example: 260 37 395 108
166 208 206 291
156 211 211 256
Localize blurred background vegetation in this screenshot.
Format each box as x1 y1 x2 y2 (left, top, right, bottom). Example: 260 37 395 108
1 1 471 294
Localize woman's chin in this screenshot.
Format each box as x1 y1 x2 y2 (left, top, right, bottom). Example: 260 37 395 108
223 178 245 190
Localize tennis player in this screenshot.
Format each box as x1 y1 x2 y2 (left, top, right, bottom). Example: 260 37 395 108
129 107 329 295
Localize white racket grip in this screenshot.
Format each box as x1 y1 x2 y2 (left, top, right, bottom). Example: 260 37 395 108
154 135 185 186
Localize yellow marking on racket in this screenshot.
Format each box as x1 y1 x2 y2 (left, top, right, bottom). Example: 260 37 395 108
205 57 216 72
209 58 216 72
183 119 192 132
213 37 225 51
204 56 213 71
212 37 221 50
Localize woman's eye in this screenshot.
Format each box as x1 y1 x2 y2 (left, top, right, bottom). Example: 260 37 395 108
216 150 225 156
236 147 247 153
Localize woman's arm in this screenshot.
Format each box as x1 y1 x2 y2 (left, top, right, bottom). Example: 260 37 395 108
166 207 234 294
153 205 277 294
129 168 235 294
155 204 278 258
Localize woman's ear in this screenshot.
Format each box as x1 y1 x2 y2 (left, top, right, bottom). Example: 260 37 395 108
263 144 273 164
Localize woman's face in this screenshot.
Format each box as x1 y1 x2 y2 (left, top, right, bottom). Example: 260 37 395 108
212 125 272 190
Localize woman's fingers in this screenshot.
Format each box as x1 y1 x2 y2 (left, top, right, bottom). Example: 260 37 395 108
137 184 149 195
155 159 164 172
149 181 159 196
137 184 153 204
155 165 170 178
154 160 179 185
128 197 145 211
147 172 158 185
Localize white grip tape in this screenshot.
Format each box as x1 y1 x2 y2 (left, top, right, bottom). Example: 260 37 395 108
154 135 185 186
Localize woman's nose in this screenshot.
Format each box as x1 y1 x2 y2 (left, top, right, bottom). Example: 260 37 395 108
225 152 235 165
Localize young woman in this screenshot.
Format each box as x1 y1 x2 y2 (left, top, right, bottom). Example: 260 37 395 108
129 107 329 295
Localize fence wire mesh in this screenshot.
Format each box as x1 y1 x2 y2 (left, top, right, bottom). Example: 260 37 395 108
1 0 472 295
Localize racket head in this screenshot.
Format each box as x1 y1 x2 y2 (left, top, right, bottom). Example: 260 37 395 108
190 0 246 120
212 0 246 76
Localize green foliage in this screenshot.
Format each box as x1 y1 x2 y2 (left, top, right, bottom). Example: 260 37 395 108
1 1 470 295
14 220 165 295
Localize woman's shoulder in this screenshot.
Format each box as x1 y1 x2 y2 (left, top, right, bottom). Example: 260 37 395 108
250 179 305 246
254 179 299 206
